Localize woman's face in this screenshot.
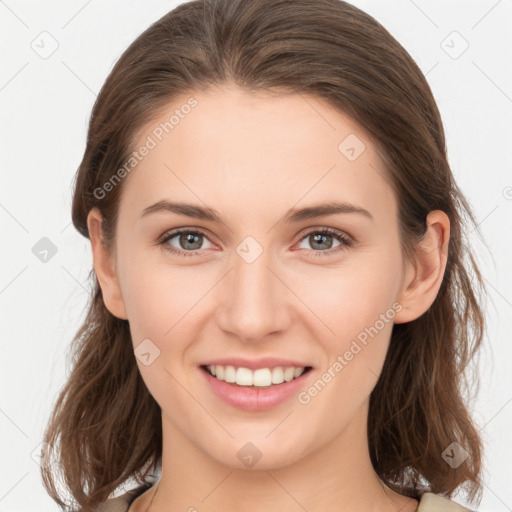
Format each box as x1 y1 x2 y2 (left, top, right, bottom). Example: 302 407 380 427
97 84 417 469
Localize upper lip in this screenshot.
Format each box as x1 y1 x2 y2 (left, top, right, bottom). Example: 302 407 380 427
201 357 313 370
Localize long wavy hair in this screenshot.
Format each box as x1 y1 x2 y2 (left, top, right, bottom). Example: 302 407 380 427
40 0 488 510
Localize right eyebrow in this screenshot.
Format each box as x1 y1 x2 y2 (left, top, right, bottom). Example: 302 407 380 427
141 200 222 222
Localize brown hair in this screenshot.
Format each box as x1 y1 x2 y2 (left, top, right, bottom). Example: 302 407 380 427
41 0 487 509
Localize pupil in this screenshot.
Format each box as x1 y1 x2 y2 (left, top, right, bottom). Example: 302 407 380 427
312 233 332 250
181 233 201 250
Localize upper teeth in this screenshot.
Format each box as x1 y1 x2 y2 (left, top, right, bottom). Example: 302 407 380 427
206 365 306 387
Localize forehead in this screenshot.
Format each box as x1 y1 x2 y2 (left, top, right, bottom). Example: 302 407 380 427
118 85 396 225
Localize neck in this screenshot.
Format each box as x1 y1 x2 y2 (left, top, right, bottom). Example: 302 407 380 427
141 401 417 512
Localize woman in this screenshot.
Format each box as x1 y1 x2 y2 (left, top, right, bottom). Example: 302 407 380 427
41 1 487 510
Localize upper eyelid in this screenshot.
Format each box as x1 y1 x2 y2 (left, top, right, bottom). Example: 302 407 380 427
159 227 215 244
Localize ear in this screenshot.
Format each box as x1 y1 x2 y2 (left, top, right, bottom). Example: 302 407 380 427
87 208 128 320
393 210 450 324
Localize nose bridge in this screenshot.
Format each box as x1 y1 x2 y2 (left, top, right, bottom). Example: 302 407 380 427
216 239 289 341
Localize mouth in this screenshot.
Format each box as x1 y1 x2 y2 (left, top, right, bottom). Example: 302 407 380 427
199 357 315 411
200 364 313 388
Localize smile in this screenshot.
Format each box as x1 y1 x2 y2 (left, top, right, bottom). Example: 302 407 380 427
203 364 312 388
200 363 314 411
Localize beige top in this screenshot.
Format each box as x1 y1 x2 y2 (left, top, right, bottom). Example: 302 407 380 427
96 484 476 512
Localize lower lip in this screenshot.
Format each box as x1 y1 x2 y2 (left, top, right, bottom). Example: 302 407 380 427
200 367 312 412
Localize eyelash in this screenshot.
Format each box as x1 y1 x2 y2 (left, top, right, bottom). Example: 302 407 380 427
157 227 353 258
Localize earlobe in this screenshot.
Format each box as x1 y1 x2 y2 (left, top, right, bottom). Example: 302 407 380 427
393 210 450 324
86 208 128 320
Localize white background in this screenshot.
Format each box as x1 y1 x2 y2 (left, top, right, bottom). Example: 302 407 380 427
0 0 511 510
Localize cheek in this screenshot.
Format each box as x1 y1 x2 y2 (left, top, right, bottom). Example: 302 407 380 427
122 276 173 345
119 258 215 394
121 266 201 411
119 250 204 340
296 295 395 439
294 254 401 399
295 256 401 343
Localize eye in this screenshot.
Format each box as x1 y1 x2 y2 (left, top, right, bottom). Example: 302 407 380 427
295 227 353 257
158 229 215 256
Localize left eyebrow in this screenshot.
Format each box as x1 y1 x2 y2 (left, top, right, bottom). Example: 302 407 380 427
283 201 373 223
140 199 373 223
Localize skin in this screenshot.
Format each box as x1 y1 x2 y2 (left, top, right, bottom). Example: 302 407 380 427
88 83 450 512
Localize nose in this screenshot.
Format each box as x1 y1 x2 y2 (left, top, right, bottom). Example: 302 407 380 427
215 246 291 343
